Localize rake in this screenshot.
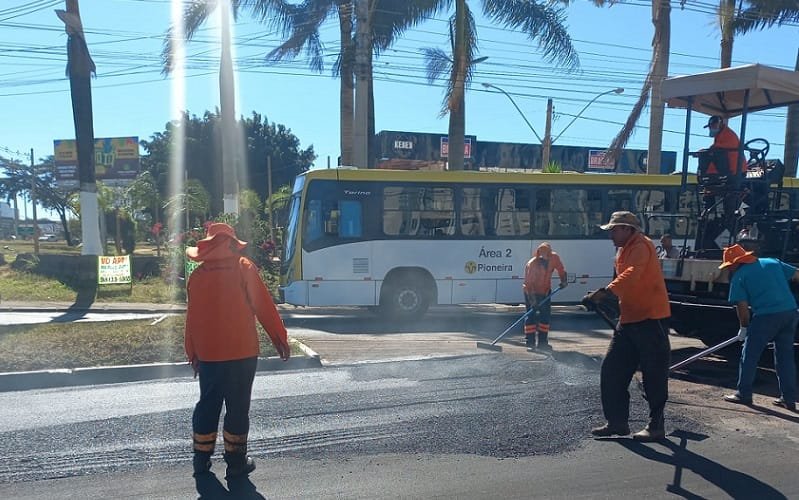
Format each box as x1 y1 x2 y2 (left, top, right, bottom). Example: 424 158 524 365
476 287 562 352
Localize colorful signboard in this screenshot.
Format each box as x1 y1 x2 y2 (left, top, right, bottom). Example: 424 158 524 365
97 255 132 285
54 137 140 186
587 149 616 171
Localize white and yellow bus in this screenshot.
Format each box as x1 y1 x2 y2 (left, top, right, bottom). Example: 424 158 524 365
279 168 700 318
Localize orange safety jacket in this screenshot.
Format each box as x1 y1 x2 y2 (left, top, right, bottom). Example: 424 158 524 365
706 126 741 175
606 232 671 324
185 244 288 363
523 248 566 296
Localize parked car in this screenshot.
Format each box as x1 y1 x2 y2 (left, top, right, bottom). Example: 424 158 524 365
38 234 57 242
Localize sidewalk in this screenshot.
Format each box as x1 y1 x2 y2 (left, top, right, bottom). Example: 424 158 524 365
0 300 323 392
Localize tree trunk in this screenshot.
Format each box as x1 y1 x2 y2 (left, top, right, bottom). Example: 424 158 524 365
220 0 239 214
719 0 735 69
448 0 468 171
353 0 370 167
647 0 670 174
60 0 102 255
784 48 799 178
338 1 354 167
368 56 376 169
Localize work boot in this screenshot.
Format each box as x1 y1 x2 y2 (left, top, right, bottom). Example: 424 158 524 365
591 423 630 437
224 453 256 479
773 398 797 412
525 335 536 351
537 332 552 351
633 415 665 442
632 425 666 442
192 452 212 477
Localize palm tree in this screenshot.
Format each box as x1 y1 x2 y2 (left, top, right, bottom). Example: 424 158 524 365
425 0 578 171
265 1 442 167
56 0 103 255
734 1 799 176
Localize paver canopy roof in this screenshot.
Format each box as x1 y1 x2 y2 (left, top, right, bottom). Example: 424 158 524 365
662 64 799 117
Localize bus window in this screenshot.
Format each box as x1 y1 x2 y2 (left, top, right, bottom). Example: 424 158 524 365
304 199 323 243
534 188 601 237
461 187 488 236
383 185 454 237
339 200 363 238
636 189 671 236
494 187 531 236
608 189 634 213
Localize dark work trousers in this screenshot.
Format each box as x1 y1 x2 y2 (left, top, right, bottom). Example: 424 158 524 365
600 319 671 427
523 293 552 333
193 357 258 445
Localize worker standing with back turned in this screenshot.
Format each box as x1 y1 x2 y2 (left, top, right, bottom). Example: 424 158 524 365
584 211 671 442
522 242 567 351
185 223 290 479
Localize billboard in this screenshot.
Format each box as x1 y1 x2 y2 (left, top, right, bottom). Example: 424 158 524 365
54 137 140 187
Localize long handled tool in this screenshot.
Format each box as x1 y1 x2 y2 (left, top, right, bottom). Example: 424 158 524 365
583 295 741 372
669 336 739 371
476 287 562 352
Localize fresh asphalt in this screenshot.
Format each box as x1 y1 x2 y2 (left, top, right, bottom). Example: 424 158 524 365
2 302 798 499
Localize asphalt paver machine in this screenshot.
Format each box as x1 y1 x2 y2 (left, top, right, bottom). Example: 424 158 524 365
657 64 799 348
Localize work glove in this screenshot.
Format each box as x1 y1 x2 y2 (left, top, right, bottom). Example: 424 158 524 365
736 327 747 342
581 288 617 312
277 342 291 361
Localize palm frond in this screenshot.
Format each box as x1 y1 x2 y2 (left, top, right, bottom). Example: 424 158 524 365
422 47 452 83
421 47 452 116
161 0 216 75
264 0 332 72
733 0 799 34
607 74 652 161
371 0 448 54
481 0 579 70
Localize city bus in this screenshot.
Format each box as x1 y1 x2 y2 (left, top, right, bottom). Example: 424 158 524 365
279 167 700 319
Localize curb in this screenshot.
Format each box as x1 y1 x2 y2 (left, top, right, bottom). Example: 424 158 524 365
0 353 323 393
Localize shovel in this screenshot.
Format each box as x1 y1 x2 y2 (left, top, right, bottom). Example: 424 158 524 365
476 287 562 352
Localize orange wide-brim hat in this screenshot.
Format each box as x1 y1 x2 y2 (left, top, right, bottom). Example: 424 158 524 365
185 223 247 260
718 244 756 269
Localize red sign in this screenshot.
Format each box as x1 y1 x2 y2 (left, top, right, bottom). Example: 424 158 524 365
440 137 472 159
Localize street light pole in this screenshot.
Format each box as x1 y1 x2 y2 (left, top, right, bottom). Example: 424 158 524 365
551 87 624 145
483 84 624 170
481 83 543 143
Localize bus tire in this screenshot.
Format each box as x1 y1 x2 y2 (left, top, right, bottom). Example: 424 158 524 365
379 273 432 320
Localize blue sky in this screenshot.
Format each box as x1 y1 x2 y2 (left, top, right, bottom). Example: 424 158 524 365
2 0 798 218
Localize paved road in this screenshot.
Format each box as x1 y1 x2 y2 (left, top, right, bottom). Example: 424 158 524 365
0 352 796 499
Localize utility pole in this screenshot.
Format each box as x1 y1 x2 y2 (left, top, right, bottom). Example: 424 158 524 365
267 156 274 243
542 98 553 169
352 0 370 168
31 149 39 256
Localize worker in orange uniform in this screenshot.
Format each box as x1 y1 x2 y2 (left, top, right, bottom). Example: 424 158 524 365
694 115 743 225
700 115 741 177
185 223 290 479
584 211 671 442
522 242 567 351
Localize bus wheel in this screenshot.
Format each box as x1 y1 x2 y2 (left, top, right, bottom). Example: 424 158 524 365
380 277 430 320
